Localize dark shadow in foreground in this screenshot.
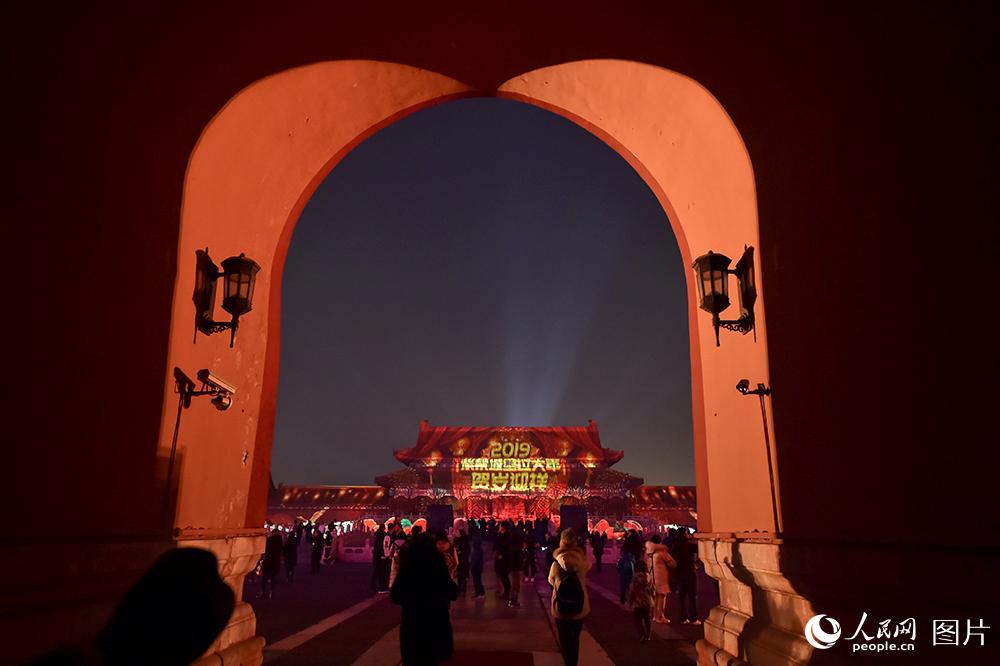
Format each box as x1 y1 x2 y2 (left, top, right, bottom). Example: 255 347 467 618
31 548 234 666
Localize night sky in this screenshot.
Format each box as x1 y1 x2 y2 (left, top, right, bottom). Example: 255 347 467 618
272 98 693 487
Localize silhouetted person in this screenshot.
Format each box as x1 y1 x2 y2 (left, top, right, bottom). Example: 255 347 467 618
591 531 606 572
322 527 336 565
390 533 459 665
311 530 324 573
470 524 486 598
507 525 524 607
545 531 559 568
624 529 643 561
494 522 511 599
455 529 470 596
33 548 234 666
371 524 386 592
523 528 538 581
670 529 700 624
616 546 635 605
261 528 283 598
283 531 299 582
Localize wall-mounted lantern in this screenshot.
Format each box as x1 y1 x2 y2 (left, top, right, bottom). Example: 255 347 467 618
692 245 757 346
193 249 261 347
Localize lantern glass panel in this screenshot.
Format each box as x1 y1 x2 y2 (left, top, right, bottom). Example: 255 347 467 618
240 271 252 300
698 270 712 301
224 271 238 300
712 269 728 298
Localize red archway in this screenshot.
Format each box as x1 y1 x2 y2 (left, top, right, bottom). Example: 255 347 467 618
161 59 777 663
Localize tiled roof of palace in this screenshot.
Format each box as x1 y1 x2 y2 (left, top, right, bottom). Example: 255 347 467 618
393 420 624 466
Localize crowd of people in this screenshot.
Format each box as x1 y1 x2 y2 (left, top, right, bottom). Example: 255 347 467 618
614 527 701 641
252 518 700 665
379 518 590 666
250 521 344 599
369 518 701 666
370 518 550 608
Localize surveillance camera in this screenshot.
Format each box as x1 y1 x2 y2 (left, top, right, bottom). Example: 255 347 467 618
736 379 751 394
212 393 233 411
196 369 237 395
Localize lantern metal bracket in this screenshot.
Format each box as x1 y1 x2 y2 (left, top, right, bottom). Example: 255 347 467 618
719 312 755 335
196 315 239 347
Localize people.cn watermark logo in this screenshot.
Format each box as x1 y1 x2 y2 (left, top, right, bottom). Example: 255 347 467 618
804 613 990 654
805 614 842 649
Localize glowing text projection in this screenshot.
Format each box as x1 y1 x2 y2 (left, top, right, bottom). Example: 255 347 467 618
458 441 562 493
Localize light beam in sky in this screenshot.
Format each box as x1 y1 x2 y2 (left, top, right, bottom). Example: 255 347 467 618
273 98 693 486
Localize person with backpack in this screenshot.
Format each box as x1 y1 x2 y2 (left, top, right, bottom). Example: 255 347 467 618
548 528 591 666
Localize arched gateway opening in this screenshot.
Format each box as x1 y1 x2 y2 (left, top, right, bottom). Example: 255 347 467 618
161 60 777 662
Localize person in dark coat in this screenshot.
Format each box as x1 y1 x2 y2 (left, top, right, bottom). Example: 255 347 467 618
371 524 386 592
624 530 644 561
544 531 559 568
522 526 538 581
507 526 524 607
470 523 486 598
616 545 635 604
310 529 324 574
670 529 701 624
455 528 470 597
282 531 299 582
260 528 283 598
494 522 511 600
591 531 606 572
390 533 459 665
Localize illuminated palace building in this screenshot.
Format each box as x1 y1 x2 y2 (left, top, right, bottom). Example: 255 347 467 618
270 421 695 528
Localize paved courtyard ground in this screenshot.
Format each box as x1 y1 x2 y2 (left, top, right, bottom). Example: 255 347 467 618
245 544 719 665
